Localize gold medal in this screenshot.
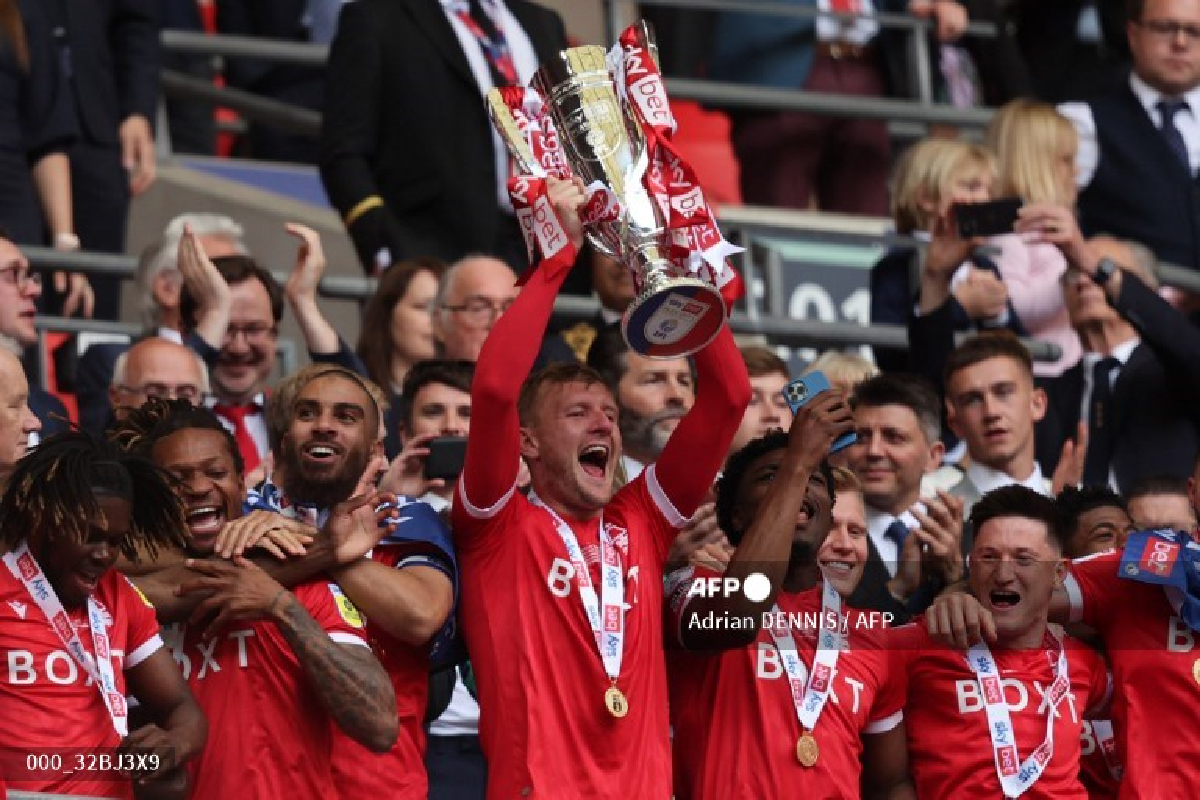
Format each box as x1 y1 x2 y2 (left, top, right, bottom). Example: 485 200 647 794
795 731 819 767
1192 658 1200 686
604 685 628 718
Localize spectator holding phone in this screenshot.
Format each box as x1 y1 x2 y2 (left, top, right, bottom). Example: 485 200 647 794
872 137 1018 372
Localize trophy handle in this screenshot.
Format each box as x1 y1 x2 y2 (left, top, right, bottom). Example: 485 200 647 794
487 89 539 175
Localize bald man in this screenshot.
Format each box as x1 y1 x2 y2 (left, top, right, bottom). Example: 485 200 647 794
0 349 41 487
109 338 209 422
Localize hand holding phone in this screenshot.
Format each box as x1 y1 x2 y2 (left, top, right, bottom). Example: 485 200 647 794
424 436 468 481
781 371 858 453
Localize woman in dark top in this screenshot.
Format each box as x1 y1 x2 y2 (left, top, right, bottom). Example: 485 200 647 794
0 0 76 247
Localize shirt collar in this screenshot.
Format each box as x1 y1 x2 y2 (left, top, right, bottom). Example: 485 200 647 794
865 504 920 539
206 392 266 411
1082 336 1139 370
1129 72 1200 117
967 461 1048 497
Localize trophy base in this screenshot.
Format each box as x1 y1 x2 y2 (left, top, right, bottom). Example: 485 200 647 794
622 276 727 359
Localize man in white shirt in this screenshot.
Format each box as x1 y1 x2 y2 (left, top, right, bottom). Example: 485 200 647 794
1059 0 1200 273
942 331 1052 521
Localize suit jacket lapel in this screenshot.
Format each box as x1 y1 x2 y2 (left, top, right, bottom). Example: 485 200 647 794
508 0 559 64
406 0 479 89
1108 343 1149 432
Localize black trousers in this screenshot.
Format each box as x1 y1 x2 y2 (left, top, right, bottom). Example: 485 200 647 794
424 733 487 800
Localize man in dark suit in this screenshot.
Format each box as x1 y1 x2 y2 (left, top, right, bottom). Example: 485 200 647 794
1038 236 1200 493
44 0 160 322
1060 0 1200 274
319 0 569 276
845 373 963 623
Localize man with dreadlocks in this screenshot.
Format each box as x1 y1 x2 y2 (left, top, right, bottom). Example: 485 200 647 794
110 397 408 799
664 394 911 799
0 431 206 799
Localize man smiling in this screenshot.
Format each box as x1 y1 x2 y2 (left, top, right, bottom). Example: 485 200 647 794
665 388 909 799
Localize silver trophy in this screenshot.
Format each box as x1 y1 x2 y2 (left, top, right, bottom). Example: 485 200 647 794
488 27 727 359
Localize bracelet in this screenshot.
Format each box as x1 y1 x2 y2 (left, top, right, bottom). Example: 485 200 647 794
268 587 289 616
53 232 80 251
344 195 384 228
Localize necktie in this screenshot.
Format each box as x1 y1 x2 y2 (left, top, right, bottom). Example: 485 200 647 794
454 0 518 87
830 0 861 13
886 518 910 575
1082 357 1120 486
1157 100 1192 172
214 403 261 474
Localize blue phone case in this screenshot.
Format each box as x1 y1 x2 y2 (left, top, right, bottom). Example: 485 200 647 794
781 371 858 453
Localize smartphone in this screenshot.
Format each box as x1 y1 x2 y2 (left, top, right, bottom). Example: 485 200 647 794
952 197 1022 239
424 436 468 481
781 371 858 453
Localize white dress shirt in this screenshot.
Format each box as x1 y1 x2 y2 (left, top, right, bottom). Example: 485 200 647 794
1061 73 1200 188
440 0 540 212
966 460 1052 497
815 0 879 44
207 391 270 461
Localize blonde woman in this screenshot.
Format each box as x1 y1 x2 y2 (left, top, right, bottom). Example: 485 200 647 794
872 136 1011 371
985 99 1085 376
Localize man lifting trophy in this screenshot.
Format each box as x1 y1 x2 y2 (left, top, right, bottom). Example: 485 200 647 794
488 22 742 359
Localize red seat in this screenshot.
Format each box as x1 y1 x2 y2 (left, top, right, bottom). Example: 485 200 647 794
41 331 79 425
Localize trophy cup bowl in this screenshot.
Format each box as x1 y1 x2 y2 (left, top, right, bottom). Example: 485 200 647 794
526 46 726 359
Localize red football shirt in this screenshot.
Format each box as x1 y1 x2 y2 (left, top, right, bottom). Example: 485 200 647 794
168 578 369 799
1078 716 1121 800
666 571 903 800
453 468 686 799
0 568 161 800
1064 550 1200 799
332 545 441 799
893 621 1108 800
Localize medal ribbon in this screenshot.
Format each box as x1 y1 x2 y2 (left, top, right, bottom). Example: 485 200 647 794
4 541 128 738
966 629 1070 798
529 492 626 685
765 579 845 734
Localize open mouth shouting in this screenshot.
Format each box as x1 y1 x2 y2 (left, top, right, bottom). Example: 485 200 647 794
988 589 1021 611
185 504 227 548
578 442 612 480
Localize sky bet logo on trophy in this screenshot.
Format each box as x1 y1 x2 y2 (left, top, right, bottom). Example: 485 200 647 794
487 21 745 358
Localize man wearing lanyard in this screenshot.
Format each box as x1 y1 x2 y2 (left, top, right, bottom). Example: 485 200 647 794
933 483 1200 799
666 412 910 799
0 432 206 798
899 485 1109 799
452 177 750 798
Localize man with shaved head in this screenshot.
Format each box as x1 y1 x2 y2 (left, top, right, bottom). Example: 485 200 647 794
0 349 40 487
109 338 209 423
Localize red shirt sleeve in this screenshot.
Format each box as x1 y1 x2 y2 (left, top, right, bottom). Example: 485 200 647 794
456 258 573 535
116 573 162 669
664 564 721 648
651 326 750 528
1064 551 1123 632
297 581 370 647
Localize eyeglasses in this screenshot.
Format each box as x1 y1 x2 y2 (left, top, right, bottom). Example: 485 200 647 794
224 323 277 344
1136 18 1200 42
441 296 515 326
117 383 207 402
0 264 41 290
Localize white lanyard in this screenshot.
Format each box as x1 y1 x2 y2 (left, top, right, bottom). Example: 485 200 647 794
766 579 845 733
4 541 128 737
529 493 626 685
966 629 1069 798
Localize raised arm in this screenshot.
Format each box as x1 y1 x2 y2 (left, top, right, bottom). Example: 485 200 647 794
652 325 751 522
672 392 852 651
459 178 585 511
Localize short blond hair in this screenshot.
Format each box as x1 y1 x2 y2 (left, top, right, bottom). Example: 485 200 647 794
802 351 879 393
891 138 996 234
987 99 1078 206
